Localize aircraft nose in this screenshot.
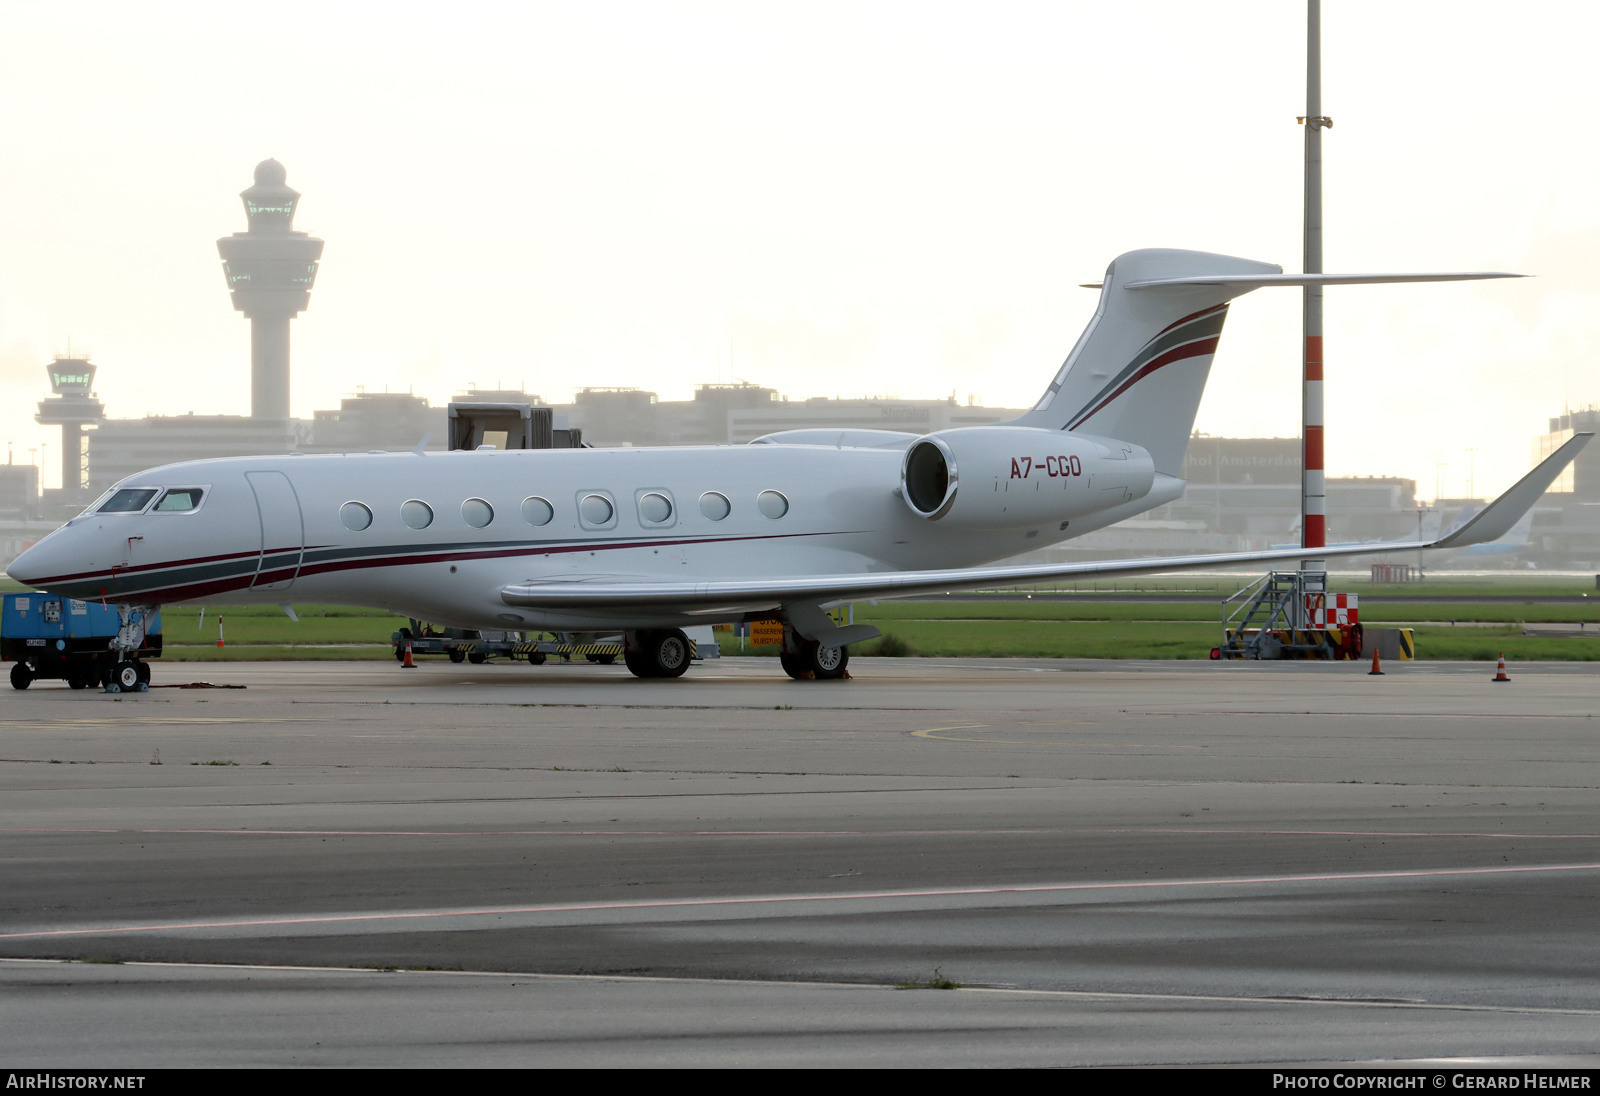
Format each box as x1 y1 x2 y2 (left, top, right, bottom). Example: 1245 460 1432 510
6 541 46 587
7 534 64 590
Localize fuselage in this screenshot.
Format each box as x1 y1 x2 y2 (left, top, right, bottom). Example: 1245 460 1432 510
9 441 1160 632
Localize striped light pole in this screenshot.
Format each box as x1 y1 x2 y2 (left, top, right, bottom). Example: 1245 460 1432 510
1300 0 1329 580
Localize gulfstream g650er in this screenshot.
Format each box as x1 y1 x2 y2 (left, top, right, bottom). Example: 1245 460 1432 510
9 249 1587 682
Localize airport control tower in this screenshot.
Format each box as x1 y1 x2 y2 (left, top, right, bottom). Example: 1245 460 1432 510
34 355 105 496
216 159 324 421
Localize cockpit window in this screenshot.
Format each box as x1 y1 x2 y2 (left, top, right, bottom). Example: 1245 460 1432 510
153 488 205 512
97 488 159 514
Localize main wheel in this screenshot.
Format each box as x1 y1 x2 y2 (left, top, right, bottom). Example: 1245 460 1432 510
623 630 691 679
112 661 141 691
10 663 32 691
134 661 151 685
623 642 653 678
651 630 691 678
780 640 849 681
809 641 849 680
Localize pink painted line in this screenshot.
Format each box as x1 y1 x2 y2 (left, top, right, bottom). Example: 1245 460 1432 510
4 862 1599 941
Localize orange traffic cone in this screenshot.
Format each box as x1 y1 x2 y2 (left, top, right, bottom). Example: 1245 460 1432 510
1491 653 1510 682
401 639 416 668
1367 647 1384 675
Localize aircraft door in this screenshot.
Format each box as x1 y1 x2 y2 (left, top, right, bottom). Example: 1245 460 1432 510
247 471 305 591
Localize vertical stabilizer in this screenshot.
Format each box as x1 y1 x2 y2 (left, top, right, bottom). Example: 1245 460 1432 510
1012 249 1281 475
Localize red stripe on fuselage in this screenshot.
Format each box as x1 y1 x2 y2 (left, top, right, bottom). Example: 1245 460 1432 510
39 529 860 604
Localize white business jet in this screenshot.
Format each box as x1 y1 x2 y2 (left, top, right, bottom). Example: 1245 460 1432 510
7 249 1589 685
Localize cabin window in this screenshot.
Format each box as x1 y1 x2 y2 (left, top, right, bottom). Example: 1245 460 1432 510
461 498 494 528
340 501 373 531
401 500 434 530
521 496 554 526
153 488 205 513
97 488 158 514
757 490 789 519
578 492 615 528
637 492 673 525
699 491 731 521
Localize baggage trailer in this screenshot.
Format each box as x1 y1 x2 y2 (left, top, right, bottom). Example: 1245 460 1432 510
2 594 162 691
391 624 718 667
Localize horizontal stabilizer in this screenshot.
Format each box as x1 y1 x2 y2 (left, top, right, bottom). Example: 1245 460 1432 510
1125 272 1522 289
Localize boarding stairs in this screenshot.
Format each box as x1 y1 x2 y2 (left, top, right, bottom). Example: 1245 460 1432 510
1219 570 1336 659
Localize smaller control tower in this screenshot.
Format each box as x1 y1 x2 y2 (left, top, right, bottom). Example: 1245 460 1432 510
216 159 324 421
34 355 105 496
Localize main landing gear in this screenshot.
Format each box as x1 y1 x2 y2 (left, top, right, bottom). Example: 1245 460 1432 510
779 633 849 681
623 629 691 679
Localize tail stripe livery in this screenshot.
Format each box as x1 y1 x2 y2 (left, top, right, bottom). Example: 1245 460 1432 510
1064 303 1229 432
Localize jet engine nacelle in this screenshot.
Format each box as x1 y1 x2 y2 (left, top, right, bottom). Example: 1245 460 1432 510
899 427 1155 527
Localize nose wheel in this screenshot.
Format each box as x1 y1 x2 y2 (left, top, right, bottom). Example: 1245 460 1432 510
104 660 150 693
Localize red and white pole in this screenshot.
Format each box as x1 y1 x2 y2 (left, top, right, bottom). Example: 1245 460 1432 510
1300 0 1328 595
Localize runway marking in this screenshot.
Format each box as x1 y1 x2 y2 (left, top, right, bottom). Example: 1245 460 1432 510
0 827 1066 837
5 861 1598 941
1126 828 1600 839
5 956 1599 1018
0 717 341 727
912 723 1196 748
4 826 1596 839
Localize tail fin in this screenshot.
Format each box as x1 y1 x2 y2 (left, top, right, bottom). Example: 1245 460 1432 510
1011 248 1520 477
1011 249 1279 476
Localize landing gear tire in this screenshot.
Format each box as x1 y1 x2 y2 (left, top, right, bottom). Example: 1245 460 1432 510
623 644 651 677
111 661 141 692
10 663 32 691
135 661 151 686
781 640 849 681
623 630 691 679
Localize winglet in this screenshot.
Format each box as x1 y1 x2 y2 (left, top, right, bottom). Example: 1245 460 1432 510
1430 432 1592 550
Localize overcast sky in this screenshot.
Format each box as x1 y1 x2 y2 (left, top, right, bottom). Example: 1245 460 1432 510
2 0 1595 499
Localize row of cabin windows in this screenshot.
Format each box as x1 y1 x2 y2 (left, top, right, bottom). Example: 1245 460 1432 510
338 489 790 534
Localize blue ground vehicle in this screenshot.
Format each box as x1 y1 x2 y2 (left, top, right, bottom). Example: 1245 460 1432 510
2 594 161 691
